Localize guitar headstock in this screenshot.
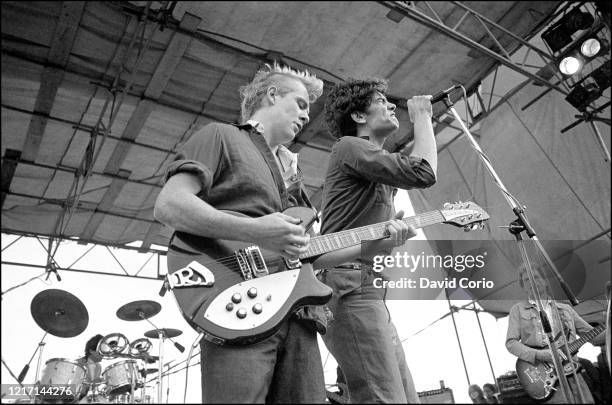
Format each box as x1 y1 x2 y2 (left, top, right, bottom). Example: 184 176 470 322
440 201 490 231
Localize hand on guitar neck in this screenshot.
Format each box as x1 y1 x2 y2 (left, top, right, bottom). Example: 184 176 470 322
312 210 416 269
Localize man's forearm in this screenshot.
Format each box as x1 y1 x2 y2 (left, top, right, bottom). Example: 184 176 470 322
155 192 255 242
410 113 437 174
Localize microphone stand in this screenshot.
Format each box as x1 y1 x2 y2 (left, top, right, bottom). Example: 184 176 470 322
440 91 579 403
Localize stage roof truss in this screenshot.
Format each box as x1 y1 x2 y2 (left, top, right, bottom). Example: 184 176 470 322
2 1 565 254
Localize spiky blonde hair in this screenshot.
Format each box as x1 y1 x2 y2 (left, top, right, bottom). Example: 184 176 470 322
239 62 324 123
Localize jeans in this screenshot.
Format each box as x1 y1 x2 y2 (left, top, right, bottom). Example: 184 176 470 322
200 316 326 403
322 295 420 403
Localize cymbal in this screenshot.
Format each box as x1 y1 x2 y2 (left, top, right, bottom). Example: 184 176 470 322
144 328 183 339
116 300 161 321
30 289 88 338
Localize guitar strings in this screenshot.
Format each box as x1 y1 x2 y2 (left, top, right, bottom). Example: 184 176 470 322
173 208 481 278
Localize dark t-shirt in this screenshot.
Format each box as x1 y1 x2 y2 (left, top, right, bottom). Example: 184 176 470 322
320 136 435 235
164 122 326 329
319 136 436 298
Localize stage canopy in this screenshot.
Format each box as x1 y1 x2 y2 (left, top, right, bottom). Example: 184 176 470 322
2 1 610 321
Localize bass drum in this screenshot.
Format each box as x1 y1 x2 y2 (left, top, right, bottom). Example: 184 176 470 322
38 358 86 403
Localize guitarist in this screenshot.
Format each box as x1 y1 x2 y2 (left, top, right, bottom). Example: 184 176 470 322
155 62 342 403
506 267 606 403
315 78 437 403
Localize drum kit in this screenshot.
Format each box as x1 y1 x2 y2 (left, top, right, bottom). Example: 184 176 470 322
21 289 183 404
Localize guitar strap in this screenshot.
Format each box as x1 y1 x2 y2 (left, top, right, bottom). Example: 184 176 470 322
246 127 291 210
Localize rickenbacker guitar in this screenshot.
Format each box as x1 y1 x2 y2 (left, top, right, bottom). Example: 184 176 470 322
516 324 606 400
165 201 489 346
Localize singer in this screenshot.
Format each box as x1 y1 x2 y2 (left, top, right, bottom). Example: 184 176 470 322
315 78 437 403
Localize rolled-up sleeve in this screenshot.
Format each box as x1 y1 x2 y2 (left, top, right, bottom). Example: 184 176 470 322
506 305 539 364
164 124 226 197
337 137 436 189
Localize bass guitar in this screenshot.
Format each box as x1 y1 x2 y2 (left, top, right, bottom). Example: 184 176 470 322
166 201 489 345
516 324 606 400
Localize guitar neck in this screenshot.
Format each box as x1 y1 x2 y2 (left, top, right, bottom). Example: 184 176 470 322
301 210 445 259
567 325 606 354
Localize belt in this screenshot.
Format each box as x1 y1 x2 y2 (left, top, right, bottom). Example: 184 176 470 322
334 263 363 270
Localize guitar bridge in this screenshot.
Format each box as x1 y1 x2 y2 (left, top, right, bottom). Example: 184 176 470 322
284 257 302 270
235 246 269 280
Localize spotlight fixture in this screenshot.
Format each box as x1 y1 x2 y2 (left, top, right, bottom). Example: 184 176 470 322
555 33 607 76
565 60 611 111
580 38 601 57
542 7 595 53
559 56 582 75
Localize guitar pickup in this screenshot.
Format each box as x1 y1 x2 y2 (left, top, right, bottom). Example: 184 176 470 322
167 261 216 289
245 246 269 278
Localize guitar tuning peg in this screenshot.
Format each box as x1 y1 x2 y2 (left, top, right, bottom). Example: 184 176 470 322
444 203 451 209
479 222 485 230
471 223 479 231
464 226 471 232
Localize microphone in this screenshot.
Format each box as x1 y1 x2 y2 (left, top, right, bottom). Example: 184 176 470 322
45 264 61 282
430 85 461 104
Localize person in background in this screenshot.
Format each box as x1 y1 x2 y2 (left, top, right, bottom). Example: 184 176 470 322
468 384 487 404
76 334 104 401
482 382 499 404
506 267 606 403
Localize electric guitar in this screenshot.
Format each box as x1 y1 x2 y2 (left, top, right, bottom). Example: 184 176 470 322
516 324 606 400
165 201 489 345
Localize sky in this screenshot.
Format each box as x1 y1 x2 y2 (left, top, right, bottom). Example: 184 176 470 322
1 190 604 404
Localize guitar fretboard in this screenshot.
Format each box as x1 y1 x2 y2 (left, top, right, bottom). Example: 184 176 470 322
301 210 446 259
567 325 605 354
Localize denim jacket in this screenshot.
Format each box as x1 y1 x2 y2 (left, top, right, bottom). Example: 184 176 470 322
505 301 593 364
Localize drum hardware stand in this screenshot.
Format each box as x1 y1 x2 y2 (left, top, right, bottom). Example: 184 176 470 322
164 360 174 404
184 333 204 404
560 101 611 163
1 358 24 387
440 89 580 403
17 332 48 385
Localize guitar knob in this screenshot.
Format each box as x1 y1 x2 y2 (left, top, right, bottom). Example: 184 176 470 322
266 294 272 301
225 303 234 311
236 308 247 319
252 303 263 314
247 287 258 298
231 293 242 304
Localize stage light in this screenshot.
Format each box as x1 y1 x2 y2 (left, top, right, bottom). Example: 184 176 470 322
565 60 611 111
542 7 595 54
580 38 601 57
559 56 582 75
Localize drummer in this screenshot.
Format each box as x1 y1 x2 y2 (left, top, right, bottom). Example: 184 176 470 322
76 334 104 396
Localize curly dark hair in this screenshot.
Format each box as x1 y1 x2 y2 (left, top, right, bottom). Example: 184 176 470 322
84 334 104 359
324 78 389 139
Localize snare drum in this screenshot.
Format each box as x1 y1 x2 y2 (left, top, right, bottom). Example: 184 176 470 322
38 358 86 402
102 360 142 396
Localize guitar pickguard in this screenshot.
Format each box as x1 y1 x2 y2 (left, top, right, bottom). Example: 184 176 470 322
203 269 300 330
